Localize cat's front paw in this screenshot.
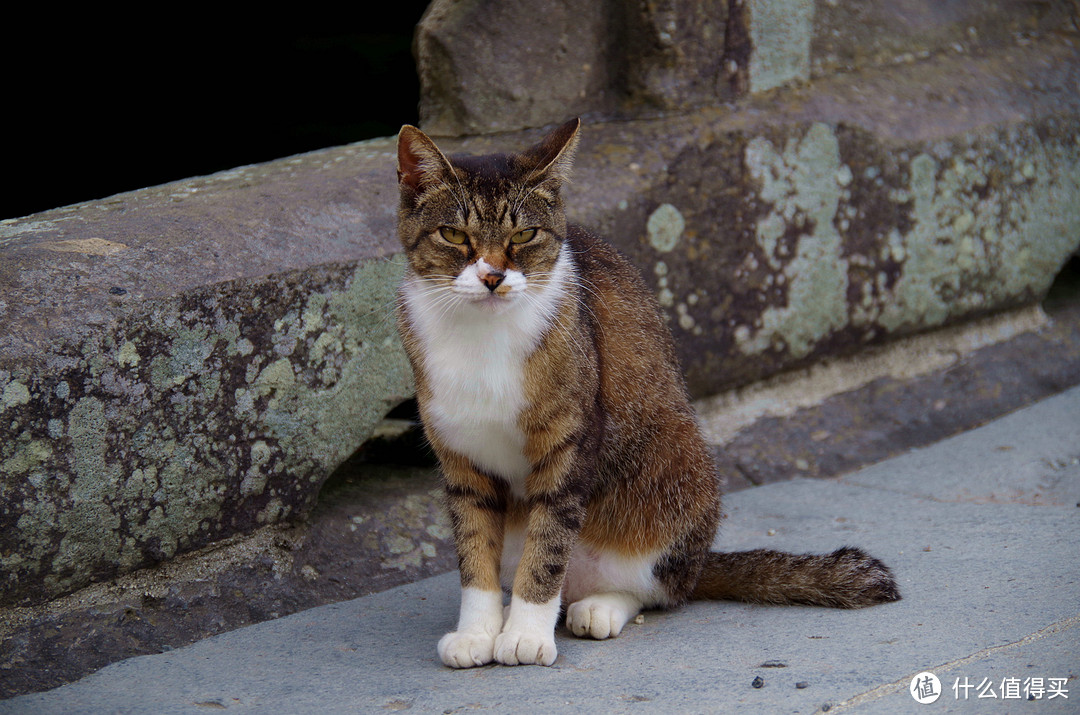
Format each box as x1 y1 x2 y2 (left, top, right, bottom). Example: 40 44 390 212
437 630 497 668
494 629 557 666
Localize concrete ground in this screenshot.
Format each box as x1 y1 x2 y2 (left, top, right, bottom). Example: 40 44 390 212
2 384 1077 714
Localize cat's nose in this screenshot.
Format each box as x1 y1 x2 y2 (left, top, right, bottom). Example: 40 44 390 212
480 271 505 292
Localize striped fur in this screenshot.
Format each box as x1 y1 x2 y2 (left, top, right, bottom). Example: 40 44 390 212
395 119 900 668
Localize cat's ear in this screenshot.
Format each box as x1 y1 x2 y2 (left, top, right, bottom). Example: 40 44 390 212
397 125 455 195
522 117 581 187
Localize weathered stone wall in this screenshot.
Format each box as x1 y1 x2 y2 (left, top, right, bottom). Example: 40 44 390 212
414 0 736 135
2 1 1079 609
416 0 1075 135
1 147 414 607
809 0 1075 80
560 115 1080 394
1 260 411 606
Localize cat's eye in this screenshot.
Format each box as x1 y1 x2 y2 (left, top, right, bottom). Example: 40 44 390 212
438 227 468 245
510 228 537 245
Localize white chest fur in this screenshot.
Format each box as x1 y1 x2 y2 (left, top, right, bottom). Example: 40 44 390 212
402 246 572 495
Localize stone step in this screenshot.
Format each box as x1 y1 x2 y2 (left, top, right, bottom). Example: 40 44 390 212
3 286 1078 699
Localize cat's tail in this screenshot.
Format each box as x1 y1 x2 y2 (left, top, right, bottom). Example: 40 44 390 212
689 546 901 608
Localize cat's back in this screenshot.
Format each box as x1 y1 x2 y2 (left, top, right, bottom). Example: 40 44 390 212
565 225 647 293
561 224 700 462
564 225 682 379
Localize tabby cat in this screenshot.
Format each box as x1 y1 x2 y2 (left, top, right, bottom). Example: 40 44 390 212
395 118 900 668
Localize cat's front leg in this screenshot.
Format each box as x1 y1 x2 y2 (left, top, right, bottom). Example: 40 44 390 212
495 592 562 666
438 587 503 668
438 454 507 668
495 475 589 666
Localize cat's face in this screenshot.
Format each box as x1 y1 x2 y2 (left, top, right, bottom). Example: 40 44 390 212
396 120 580 314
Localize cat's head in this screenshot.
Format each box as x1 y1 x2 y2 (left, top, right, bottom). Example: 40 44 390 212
396 118 580 312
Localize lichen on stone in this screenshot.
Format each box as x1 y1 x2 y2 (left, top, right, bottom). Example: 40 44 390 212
2 380 31 409
1 253 415 608
646 203 686 253
876 128 1080 333
739 122 850 359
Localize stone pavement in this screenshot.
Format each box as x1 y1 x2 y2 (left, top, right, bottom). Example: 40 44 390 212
2 387 1077 714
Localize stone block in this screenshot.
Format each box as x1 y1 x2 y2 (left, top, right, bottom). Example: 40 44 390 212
416 0 732 135
417 0 1077 135
415 0 616 136
0 143 414 607
728 0 1074 95
811 0 1076 79
2 32 1077 609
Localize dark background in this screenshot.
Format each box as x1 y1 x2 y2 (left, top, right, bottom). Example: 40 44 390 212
3 6 432 220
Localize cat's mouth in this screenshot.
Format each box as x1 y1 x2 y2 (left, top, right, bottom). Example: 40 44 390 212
446 282 518 312
469 291 516 312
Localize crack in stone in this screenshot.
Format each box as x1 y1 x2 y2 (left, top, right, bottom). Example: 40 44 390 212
817 613 1080 713
837 477 1076 507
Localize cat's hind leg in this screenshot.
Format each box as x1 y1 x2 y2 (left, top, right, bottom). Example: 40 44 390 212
566 592 642 639
562 545 664 639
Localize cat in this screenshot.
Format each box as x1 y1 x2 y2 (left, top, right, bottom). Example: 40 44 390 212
394 118 900 668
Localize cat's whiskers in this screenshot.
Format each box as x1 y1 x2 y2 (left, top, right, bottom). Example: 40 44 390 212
509 177 555 222
527 267 607 345
404 274 472 327
514 266 601 371
428 289 470 326
509 187 533 222
559 248 610 326
519 288 594 370
445 166 473 223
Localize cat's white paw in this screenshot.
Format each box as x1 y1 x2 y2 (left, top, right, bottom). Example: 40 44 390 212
437 630 497 668
439 587 503 668
494 629 557 666
566 593 641 639
493 594 561 666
